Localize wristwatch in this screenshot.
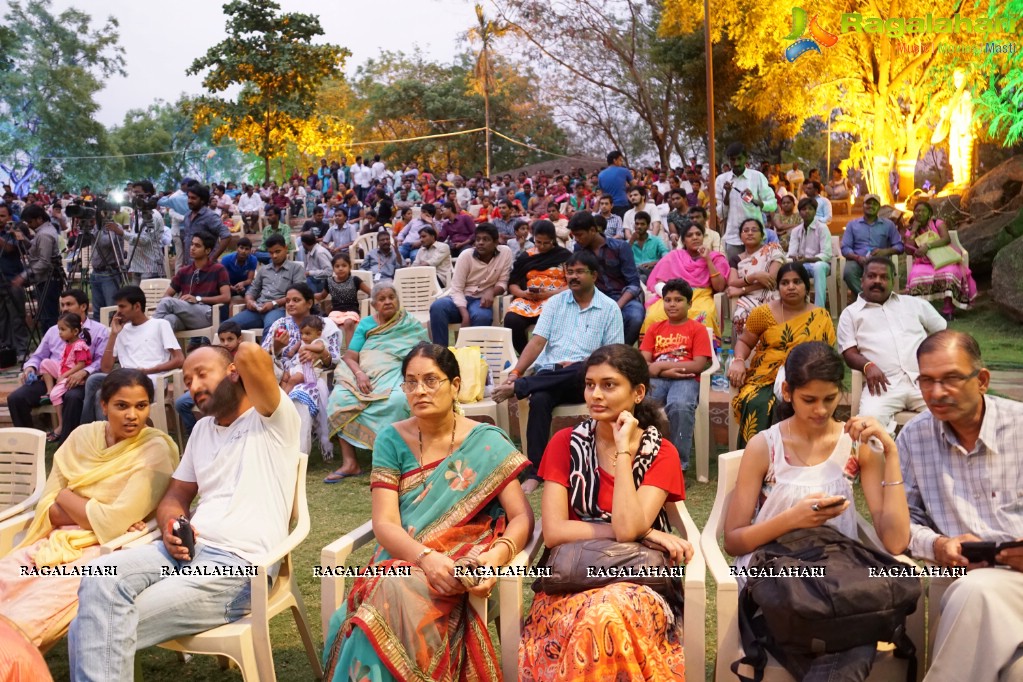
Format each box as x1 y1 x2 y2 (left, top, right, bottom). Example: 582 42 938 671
196 296 203 304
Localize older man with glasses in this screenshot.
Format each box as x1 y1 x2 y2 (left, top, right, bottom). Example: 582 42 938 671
897 330 1023 682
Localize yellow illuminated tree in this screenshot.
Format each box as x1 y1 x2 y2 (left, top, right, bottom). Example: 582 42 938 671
661 0 1012 202
186 0 351 182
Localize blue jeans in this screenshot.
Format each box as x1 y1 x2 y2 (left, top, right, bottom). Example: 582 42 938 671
398 242 419 262
649 377 700 470
81 371 108 424
175 391 197 437
620 298 645 346
255 251 271 265
227 307 286 335
803 260 831 309
307 276 326 293
428 296 493 346
89 271 122 321
69 543 253 682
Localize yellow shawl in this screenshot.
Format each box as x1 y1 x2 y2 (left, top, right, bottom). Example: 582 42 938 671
14 422 179 567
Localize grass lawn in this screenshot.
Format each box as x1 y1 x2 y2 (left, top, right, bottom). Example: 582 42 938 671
37 290 1023 680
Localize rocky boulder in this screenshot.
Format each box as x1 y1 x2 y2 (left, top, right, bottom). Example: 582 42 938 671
953 156 1023 276
991 236 1023 322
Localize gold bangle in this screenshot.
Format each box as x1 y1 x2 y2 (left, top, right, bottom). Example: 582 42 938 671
612 450 632 467
493 536 518 563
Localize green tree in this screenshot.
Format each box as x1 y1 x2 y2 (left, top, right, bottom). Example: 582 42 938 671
467 3 514 177
186 0 350 183
339 50 570 175
0 0 125 190
975 0 1023 146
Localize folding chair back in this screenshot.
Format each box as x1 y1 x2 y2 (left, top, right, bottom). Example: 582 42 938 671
0 428 47 523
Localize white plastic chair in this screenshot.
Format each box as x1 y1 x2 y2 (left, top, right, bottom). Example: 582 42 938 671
349 232 378 269
145 453 322 681
393 266 440 328
151 370 185 447
321 519 544 681
454 326 517 433
139 278 171 316
693 326 720 484
0 428 47 547
173 301 222 347
848 370 921 429
351 268 372 317
467 204 483 219
701 450 924 682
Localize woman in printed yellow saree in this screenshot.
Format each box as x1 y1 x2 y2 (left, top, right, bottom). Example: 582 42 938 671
0 369 178 649
323 343 534 681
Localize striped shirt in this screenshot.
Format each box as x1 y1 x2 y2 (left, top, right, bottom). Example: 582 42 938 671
897 395 1023 560
532 289 624 370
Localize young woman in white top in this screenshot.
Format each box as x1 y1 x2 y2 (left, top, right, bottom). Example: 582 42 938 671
723 340 910 681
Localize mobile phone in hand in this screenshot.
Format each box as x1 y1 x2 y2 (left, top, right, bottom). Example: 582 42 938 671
818 495 847 509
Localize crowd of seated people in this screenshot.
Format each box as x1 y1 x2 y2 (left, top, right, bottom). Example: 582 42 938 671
2 147 1020 682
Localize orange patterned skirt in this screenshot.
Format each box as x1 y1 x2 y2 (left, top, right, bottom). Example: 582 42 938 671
518 583 685 681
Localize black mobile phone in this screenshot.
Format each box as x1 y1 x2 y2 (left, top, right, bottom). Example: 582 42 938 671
818 495 847 509
172 515 196 561
960 541 997 564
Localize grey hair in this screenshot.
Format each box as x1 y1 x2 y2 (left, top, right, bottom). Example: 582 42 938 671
370 280 398 302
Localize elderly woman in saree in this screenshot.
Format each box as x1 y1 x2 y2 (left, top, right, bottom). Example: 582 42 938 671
0 369 178 649
726 217 785 337
262 283 343 458
324 281 429 482
323 343 533 681
642 222 730 345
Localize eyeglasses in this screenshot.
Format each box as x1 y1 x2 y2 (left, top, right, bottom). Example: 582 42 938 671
399 377 450 393
565 268 593 277
914 369 980 391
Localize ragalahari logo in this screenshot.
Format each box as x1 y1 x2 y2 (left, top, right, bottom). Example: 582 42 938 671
784 7 839 62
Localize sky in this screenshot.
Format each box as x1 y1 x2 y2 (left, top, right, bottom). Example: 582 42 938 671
47 0 477 127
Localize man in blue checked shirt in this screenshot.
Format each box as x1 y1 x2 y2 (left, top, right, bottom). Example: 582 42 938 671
493 249 624 493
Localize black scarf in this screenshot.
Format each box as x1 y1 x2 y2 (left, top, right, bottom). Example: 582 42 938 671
509 245 571 289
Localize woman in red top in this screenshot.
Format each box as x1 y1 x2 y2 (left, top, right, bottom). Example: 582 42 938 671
519 344 693 681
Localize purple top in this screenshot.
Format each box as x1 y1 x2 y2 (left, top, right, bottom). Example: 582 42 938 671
24 317 110 376
439 213 477 246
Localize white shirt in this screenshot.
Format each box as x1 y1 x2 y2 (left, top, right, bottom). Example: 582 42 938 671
412 241 453 286
370 161 386 181
352 163 371 188
173 390 301 563
813 195 833 225
715 168 778 247
237 192 263 213
837 293 947 383
112 318 181 372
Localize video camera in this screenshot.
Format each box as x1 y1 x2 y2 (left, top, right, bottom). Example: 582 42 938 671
132 194 160 212
64 196 122 220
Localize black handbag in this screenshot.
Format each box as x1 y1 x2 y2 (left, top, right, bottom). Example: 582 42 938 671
533 536 682 600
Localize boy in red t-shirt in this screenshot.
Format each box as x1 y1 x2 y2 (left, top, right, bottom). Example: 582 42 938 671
639 279 712 471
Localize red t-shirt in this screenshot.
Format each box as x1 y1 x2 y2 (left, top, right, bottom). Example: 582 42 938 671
537 427 685 520
640 318 712 371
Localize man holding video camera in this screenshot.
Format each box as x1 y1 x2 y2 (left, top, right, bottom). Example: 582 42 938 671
9 204 62 332
120 180 171 282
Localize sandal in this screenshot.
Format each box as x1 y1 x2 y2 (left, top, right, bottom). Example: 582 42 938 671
46 431 60 443
323 470 365 484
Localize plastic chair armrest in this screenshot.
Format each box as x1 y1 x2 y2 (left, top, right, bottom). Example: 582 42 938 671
0 510 34 558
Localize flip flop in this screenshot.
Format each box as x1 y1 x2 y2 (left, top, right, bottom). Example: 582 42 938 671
46 431 60 443
323 470 365 483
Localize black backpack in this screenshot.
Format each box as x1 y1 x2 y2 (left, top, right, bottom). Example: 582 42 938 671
732 525 920 682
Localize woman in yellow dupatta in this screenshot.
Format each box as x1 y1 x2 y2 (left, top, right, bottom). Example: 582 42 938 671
0 369 179 648
728 264 835 448
323 343 533 681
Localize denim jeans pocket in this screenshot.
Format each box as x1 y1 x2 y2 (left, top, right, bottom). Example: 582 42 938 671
224 580 253 623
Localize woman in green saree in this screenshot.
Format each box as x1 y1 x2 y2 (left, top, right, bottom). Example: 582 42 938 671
728 263 836 447
325 282 429 482
323 342 534 681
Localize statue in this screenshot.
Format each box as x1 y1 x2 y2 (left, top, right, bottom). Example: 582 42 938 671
931 68 976 188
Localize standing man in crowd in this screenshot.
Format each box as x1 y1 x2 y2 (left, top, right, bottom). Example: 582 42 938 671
7 289 109 443
351 156 372 203
840 193 903 296
177 184 231 270
124 181 171 282
568 211 644 346
69 342 301 681
81 285 183 423
227 233 305 334
493 250 623 493
716 142 777 262
428 223 512 346
598 151 633 218
0 203 31 357
897 330 1023 682
157 177 193 258
9 204 63 332
837 256 946 432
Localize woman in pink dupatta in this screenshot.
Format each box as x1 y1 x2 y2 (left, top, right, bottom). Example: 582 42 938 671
642 222 730 346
